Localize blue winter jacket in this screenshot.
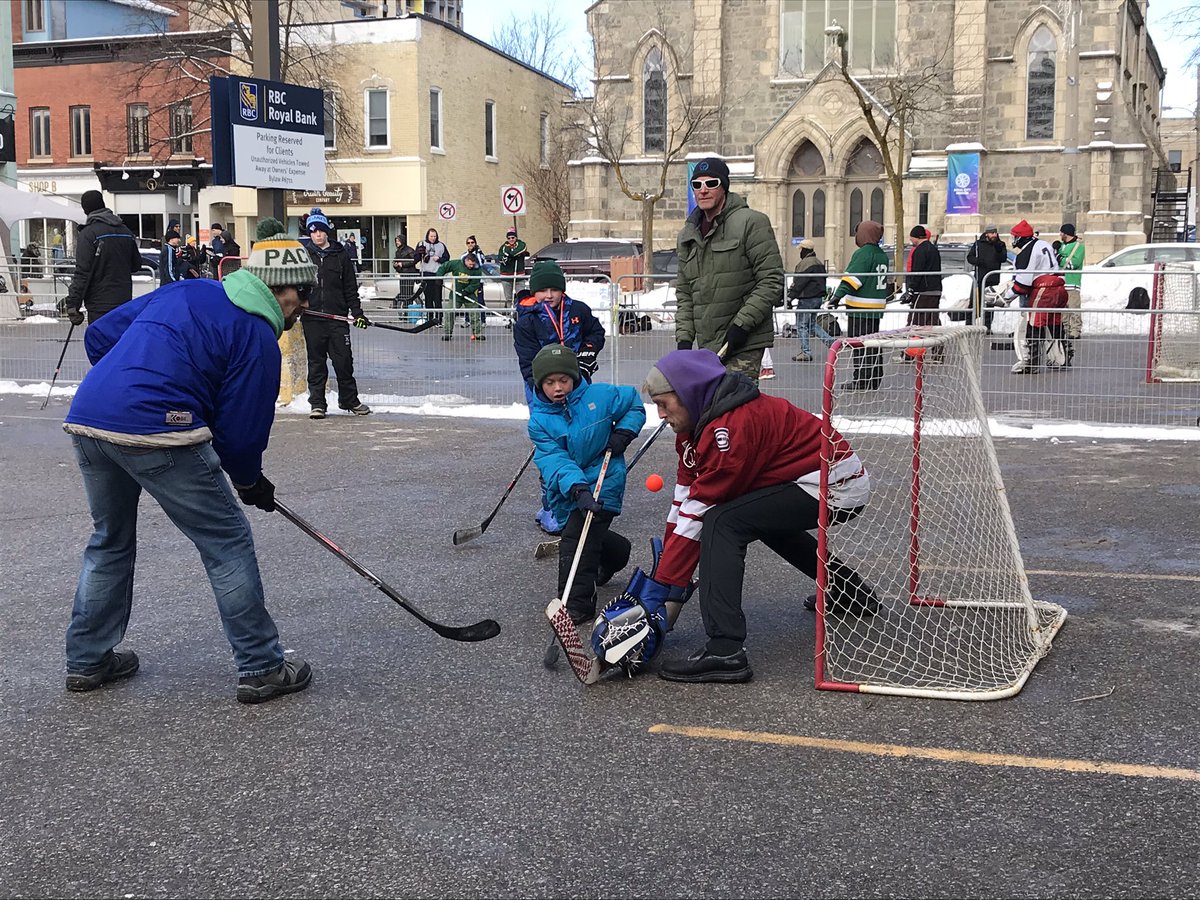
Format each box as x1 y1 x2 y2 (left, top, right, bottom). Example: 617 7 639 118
64 275 283 487
527 380 646 526
513 295 606 388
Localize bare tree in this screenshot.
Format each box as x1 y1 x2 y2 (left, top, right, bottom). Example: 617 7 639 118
490 7 583 93
512 114 579 242
124 0 360 165
569 4 721 280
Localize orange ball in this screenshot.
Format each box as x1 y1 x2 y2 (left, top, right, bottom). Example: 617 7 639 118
645 473 664 492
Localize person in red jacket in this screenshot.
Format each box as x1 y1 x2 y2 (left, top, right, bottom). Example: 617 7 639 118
632 348 878 683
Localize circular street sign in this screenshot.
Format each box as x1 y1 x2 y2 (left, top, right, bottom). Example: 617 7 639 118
502 185 525 215
438 202 457 222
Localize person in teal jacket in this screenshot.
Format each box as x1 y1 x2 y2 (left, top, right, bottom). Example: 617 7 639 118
527 345 646 624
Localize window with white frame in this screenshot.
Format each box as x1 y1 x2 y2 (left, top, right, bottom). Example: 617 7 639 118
366 89 388 148
23 0 44 32
170 102 193 155
484 100 497 158
643 46 666 153
1026 25 1056 140
324 93 337 150
779 0 895 73
127 104 150 155
540 113 549 165
1168 149 1182 173
30 107 50 158
430 87 443 151
70 106 92 158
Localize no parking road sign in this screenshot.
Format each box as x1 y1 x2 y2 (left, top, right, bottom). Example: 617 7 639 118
501 184 526 216
438 202 457 222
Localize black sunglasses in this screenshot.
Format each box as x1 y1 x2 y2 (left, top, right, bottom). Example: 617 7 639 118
691 177 722 190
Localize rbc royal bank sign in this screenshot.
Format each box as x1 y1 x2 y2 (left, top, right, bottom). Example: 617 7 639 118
210 76 325 191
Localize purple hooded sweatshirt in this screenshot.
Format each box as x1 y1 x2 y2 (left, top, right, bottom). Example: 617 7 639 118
650 349 727 425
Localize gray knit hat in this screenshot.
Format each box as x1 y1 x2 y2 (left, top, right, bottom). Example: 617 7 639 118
532 344 580 387
244 217 317 288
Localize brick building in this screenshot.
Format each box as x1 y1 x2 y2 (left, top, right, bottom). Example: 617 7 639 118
571 0 1170 269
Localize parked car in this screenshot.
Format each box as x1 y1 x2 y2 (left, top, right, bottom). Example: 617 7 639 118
1093 242 1200 268
532 238 643 280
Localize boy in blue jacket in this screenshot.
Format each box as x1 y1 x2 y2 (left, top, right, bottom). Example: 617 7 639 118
61 217 316 705
527 345 645 625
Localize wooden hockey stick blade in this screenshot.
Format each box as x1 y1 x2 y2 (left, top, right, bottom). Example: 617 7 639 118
534 539 561 559
545 597 601 684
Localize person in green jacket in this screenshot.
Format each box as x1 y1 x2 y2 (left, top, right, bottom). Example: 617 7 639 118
1057 223 1085 360
829 219 889 391
675 156 785 385
496 228 530 304
436 252 485 340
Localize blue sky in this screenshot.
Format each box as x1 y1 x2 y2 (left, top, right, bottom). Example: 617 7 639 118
461 0 593 89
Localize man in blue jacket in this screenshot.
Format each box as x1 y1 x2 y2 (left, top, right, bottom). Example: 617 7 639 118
62 217 316 705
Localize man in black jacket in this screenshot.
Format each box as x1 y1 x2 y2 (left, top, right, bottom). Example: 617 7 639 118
905 225 942 328
302 210 371 419
786 238 833 362
965 225 1007 331
63 190 144 326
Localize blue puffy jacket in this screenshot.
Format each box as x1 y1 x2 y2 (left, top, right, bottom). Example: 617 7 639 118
528 380 646 525
64 275 283 487
513 294 606 388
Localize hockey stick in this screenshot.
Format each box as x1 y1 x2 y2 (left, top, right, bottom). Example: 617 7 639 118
543 451 611 682
301 308 439 334
274 500 501 643
452 447 536 545
40 322 76 411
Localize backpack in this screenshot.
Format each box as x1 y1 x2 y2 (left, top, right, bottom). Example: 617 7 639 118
1029 274 1068 328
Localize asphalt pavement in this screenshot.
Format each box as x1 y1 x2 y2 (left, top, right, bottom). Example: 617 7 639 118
1 395 1198 898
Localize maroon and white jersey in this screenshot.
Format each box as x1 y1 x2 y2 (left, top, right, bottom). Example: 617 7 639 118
656 393 869 587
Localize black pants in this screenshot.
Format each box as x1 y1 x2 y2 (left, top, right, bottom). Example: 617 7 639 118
558 509 631 621
422 277 444 322
302 318 361 411
698 483 871 655
846 315 883 389
906 291 942 328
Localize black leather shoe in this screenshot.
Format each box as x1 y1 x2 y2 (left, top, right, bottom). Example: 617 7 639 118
804 590 879 616
66 650 140 692
659 646 752 683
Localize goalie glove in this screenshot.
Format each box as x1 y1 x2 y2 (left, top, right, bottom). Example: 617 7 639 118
576 347 599 377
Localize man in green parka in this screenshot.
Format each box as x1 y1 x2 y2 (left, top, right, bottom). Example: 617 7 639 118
436 252 485 340
674 156 785 384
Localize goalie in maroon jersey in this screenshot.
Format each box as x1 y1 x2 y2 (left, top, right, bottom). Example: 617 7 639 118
624 348 879 684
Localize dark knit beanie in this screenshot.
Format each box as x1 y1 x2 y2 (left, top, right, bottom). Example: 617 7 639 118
692 156 730 191
532 344 580 387
529 259 567 293
81 190 105 215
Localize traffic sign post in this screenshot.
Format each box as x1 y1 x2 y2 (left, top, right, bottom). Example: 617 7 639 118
438 202 458 223
501 184 526 217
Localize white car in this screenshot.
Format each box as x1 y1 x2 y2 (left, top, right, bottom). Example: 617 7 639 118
1082 242 1200 314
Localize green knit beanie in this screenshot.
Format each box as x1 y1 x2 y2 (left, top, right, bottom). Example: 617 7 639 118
528 259 566 293
532 344 580 387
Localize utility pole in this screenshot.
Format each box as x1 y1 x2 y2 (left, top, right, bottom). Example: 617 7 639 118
1194 62 1199 240
251 0 285 224
1062 0 1081 226
0 0 17 287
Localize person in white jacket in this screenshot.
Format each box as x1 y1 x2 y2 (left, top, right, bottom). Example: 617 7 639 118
1004 219 1058 374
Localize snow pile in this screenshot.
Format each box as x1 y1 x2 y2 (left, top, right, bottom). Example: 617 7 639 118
0 379 77 398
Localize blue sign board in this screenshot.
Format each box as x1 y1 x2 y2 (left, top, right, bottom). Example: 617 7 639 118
210 76 325 191
946 152 980 216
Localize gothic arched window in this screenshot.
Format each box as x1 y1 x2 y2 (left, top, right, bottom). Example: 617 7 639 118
1027 26 1056 140
870 187 885 224
849 188 864 235
812 189 826 237
643 47 666 153
791 190 806 237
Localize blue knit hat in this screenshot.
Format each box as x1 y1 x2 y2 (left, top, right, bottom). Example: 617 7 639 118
306 209 332 234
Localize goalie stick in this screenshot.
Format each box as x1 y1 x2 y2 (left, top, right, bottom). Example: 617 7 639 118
301 308 439 334
544 450 611 683
275 500 501 643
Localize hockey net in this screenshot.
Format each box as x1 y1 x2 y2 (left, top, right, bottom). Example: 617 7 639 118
816 325 1066 700
1147 261 1200 383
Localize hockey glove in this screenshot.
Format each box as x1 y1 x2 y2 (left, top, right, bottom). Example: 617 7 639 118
723 323 749 353
66 307 85 327
236 475 276 513
677 339 692 352
606 429 637 456
353 313 371 329
571 484 604 515
576 347 599 377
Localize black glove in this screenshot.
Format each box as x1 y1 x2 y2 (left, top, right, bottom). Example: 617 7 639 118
677 340 692 352
576 347 599 377
353 313 370 329
66 307 85 327
236 475 276 513
606 429 637 456
571 484 604 515
723 323 749 353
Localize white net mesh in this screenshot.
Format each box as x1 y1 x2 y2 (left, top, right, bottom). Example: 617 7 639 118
1149 263 1200 382
818 325 1066 700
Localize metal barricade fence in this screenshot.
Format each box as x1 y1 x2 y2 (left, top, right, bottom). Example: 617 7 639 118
4 267 1195 431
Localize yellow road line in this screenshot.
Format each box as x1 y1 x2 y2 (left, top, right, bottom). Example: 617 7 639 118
648 724 1200 782
1026 568 1200 583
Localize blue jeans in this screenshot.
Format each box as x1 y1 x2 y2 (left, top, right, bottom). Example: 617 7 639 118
794 307 835 355
66 436 284 677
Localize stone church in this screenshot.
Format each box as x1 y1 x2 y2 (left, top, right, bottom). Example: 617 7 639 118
569 0 1168 269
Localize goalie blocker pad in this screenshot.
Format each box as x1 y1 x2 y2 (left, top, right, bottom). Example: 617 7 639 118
590 568 694 676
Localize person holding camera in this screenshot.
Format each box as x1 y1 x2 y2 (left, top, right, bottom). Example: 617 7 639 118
415 228 450 325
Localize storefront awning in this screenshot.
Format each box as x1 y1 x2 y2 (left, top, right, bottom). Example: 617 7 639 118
0 182 87 229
